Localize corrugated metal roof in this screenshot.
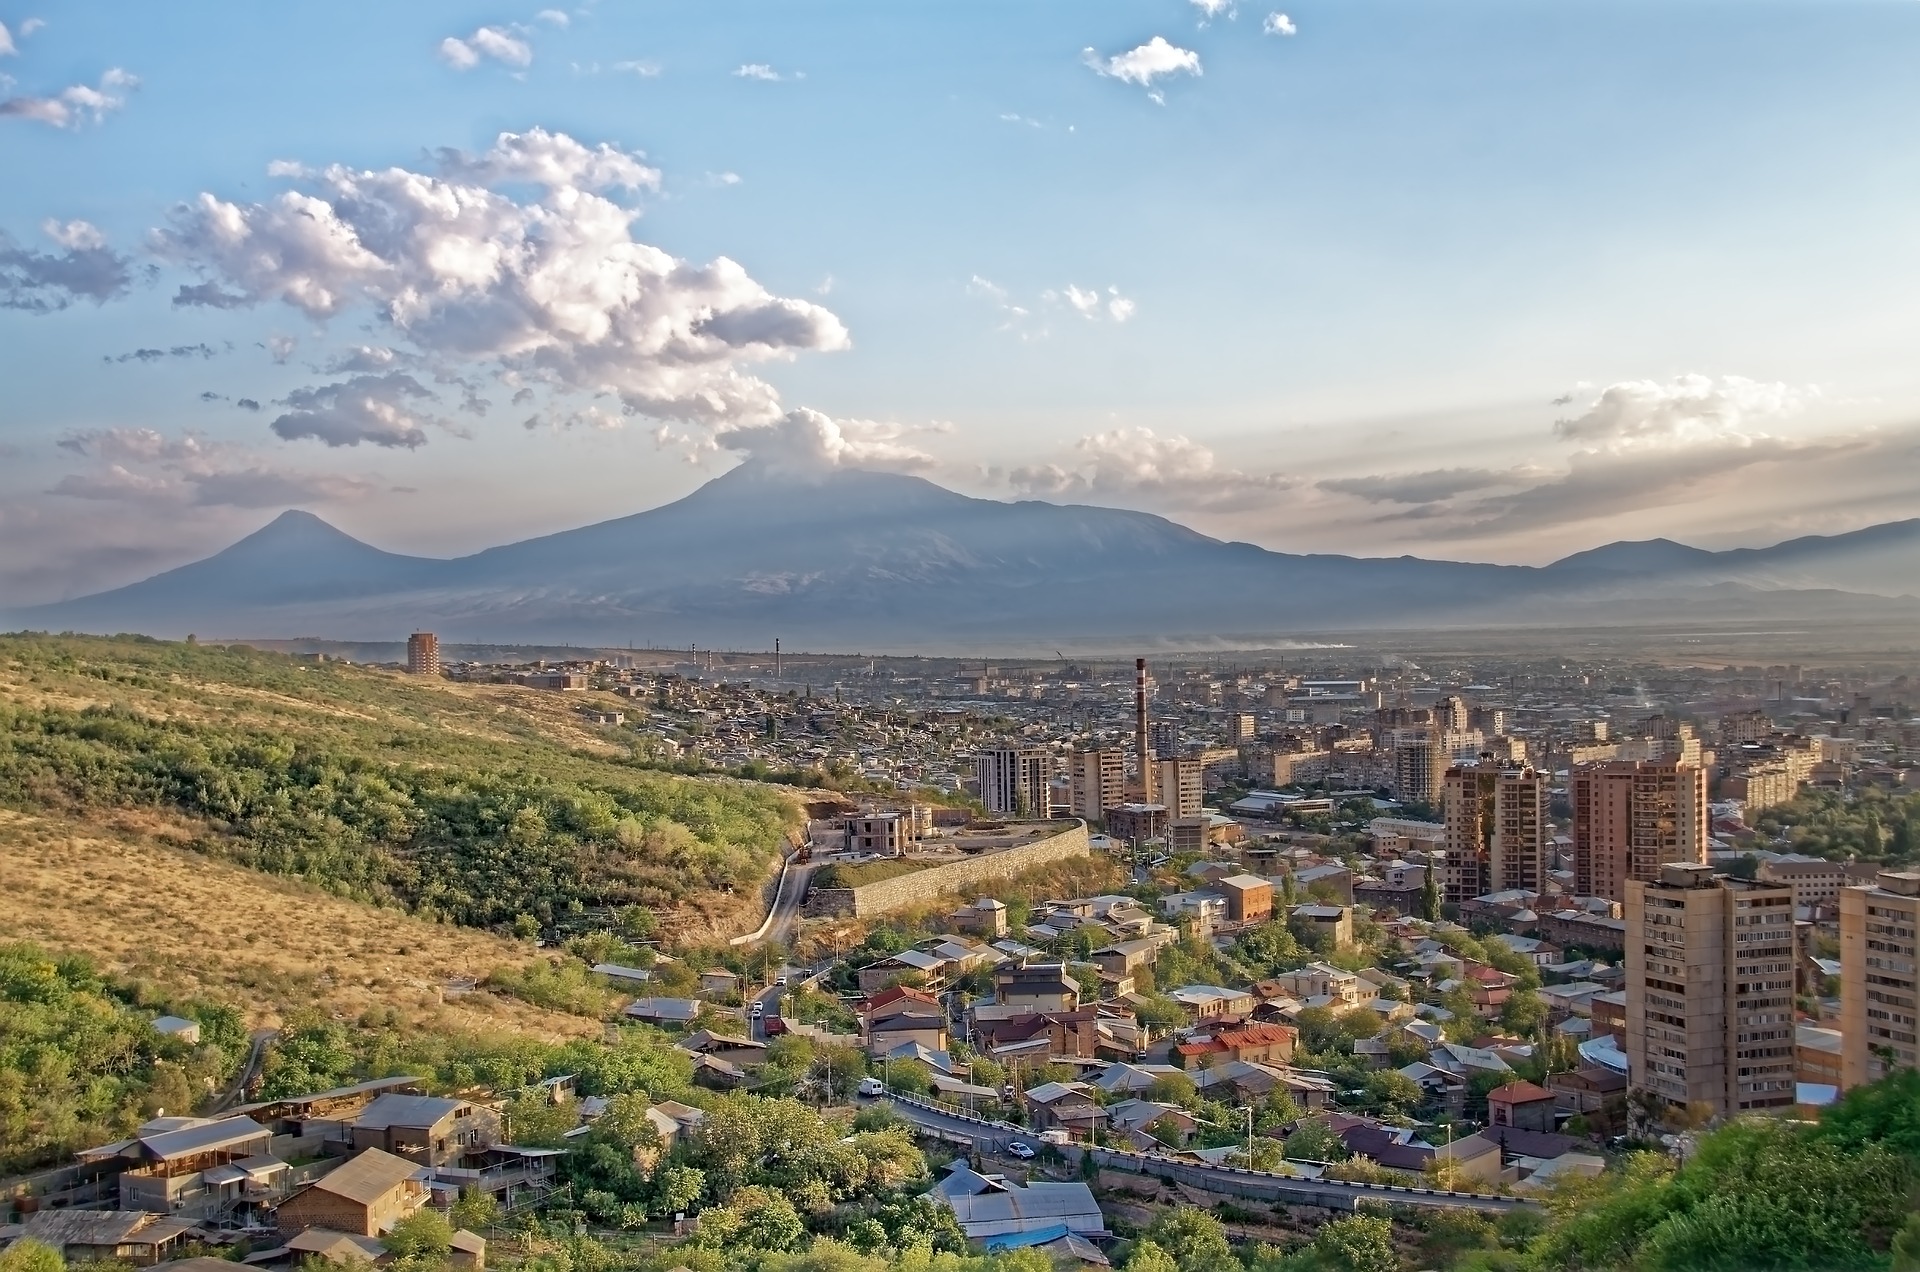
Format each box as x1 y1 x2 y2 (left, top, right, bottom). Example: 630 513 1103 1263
307 1147 426 1205
943 1181 1105 1239
352 1093 468 1130
140 1116 270 1161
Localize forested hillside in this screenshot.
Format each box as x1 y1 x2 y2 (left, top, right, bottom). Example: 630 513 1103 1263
0 634 802 934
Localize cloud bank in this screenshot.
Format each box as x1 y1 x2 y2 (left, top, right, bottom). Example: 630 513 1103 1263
152 127 850 445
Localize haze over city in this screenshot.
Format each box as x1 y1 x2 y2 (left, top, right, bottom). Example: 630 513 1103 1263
8 1 1920 608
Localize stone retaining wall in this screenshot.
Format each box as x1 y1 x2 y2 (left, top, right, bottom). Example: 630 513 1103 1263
804 821 1090 918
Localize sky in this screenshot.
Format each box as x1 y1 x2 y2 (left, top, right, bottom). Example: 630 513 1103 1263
5 0 1920 604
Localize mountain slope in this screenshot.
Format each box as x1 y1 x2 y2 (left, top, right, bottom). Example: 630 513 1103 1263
14 465 1920 646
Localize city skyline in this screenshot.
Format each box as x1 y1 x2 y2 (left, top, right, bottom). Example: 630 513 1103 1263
7 1 1920 604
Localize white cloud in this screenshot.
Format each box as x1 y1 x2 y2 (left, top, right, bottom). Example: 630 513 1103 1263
1190 0 1234 18
152 128 848 435
323 344 406 374
714 407 936 473
999 113 1042 128
1005 427 1294 510
536 9 569 26
266 334 298 363
611 59 661 77
18 19 43 36
734 63 783 81
1084 37 1201 100
50 427 380 507
0 66 136 128
0 21 15 56
1047 283 1136 323
1263 13 1297 36
1553 373 1817 451
0 219 133 311
271 373 441 449
439 26 532 71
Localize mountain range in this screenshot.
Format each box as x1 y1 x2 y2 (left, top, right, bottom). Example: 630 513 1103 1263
13 463 1920 650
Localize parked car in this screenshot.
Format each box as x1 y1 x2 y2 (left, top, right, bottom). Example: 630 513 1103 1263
857 1077 886 1098
1006 1141 1036 1160
749 1001 764 1018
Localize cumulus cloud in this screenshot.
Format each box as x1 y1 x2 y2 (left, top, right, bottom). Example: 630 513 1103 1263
0 219 134 312
1051 283 1135 323
151 127 848 436
1263 13 1297 36
714 407 937 473
271 373 440 449
1552 373 1815 450
265 334 298 363
0 66 136 127
439 26 532 70
1004 427 1295 511
322 344 407 374
50 427 379 507
733 63 787 81
1084 37 1201 102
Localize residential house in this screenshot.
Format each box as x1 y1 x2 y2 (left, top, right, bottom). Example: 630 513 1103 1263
1290 904 1355 951
1105 1099 1198 1148
276 1147 430 1238
1089 937 1164 980
698 968 742 997
1090 1062 1184 1097
931 1162 1107 1243
349 1095 499 1168
951 899 1010 939
1021 1082 1103 1138
1219 875 1275 924
1548 1067 1627 1132
678 1031 769 1066
622 998 702 1028
20 1212 197 1266
994 963 1080 1013
152 1015 202 1046
1169 985 1254 1021
78 1114 277 1215
857 948 952 993
1486 1081 1558 1133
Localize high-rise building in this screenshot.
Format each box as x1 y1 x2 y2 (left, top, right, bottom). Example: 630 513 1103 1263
1441 763 1548 903
1433 695 1470 733
1155 757 1204 819
1391 729 1446 807
1840 869 1920 1089
1149 720 1182 760
976 746 1053 818
406 631 440 676
1229 712 1257 743
1069 749 1127 824
1572 760 1708 902
1625 863 1797 1119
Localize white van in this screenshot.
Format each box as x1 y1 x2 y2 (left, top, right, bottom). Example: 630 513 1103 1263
857 1077 886 1098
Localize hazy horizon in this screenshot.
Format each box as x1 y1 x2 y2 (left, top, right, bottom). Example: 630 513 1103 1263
7 1 1920 605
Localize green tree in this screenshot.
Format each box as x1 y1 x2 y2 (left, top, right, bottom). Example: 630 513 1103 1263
1366 1071 1423 1117
1122 1239 1181 1272
0 1240 64 1272
1145 1208 1240 1272
1283 1119 1347 1162
1312 1213 1397 1272
385 1209 454 1272
1891 1212 1920 1272
448 1189 499 1232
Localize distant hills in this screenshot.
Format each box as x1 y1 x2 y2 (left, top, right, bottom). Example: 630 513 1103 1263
13 463 1920 650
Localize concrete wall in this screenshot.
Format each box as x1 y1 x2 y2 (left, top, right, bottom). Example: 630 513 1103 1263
805 822 1091 918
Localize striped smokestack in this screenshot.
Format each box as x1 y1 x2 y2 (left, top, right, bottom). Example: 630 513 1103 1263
1136 657 1154 803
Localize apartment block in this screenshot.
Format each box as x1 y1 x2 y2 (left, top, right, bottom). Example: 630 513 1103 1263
976 746 1053 818
406 631 440 676
1155 757 1205 819
1440 763 1548 905
1625 864 1797 1120
1272 749 1332 787
1840 870 1920 1089
1572 760 1708 902
1069 749 1126 824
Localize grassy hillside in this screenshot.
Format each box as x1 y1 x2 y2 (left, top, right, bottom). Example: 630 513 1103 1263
0 633 804 940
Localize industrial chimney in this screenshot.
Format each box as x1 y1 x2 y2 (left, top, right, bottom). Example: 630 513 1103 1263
1136 657 1155 803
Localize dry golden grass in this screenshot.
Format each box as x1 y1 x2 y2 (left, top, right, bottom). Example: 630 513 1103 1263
0 808 604 1041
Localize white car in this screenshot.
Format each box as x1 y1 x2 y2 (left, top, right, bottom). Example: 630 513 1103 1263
749 1001 764 1018
1006 1141 1036 1160
857 1077 886 1098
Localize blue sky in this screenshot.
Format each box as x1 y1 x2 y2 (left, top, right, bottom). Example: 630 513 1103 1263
5 0 1920 602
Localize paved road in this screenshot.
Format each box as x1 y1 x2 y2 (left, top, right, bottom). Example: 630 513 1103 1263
730 850 817 949
883 1096 1537 1215
207 1029 279 1113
